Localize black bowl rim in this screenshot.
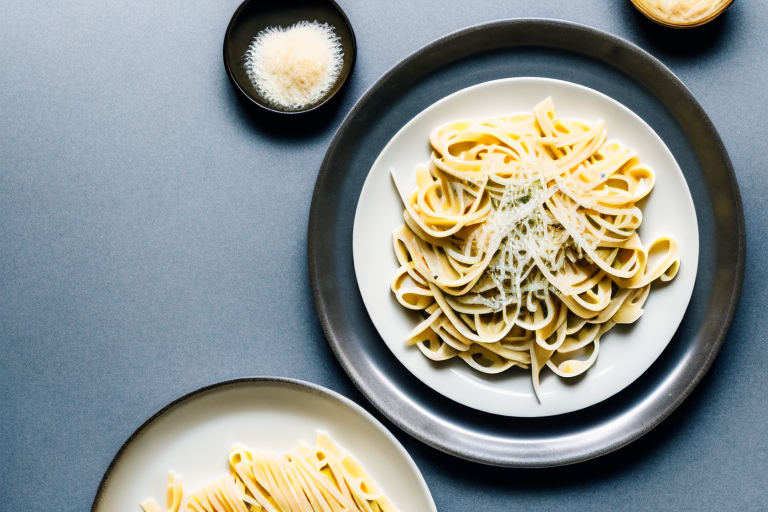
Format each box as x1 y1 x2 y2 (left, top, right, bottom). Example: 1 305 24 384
222 0 357 115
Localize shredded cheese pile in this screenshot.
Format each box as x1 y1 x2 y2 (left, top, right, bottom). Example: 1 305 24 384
244 21 343 109
634 0 730 25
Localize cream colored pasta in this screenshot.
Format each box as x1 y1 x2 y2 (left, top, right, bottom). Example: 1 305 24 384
141 433 397 512
390 97 680 401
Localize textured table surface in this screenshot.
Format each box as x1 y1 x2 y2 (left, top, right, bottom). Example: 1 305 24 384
1 1 766 510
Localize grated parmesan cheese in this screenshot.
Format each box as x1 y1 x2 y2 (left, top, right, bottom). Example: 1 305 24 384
244 21 344 109
637 0 729 24
467 163 583 315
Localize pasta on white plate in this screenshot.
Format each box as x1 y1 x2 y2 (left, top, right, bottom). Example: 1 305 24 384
390 97 680 401
140 432 397 512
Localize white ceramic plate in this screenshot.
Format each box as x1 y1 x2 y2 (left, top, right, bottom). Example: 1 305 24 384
352 77 699 417
93 378 436 512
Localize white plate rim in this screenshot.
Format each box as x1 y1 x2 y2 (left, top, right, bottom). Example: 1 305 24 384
352 76 699 417
90 377 437 512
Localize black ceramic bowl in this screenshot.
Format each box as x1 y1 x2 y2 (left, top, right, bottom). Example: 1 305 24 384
223 0 356 114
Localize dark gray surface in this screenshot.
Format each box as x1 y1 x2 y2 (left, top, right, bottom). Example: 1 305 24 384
0 0 764 510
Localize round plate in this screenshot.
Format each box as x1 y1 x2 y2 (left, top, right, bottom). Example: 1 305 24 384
308 19 744 466
353 77 699 417
91 378 436 511
223 0 356 114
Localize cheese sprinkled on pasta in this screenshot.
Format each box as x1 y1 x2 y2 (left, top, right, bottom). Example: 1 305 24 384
390 97 680 401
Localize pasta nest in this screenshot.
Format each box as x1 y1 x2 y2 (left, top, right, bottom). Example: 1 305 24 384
390 97 680 401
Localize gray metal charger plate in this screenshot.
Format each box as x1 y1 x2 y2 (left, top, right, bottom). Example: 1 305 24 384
308 19 744 467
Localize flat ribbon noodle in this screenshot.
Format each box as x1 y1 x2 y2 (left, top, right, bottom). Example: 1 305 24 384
142 433 398 512
391 97 681 403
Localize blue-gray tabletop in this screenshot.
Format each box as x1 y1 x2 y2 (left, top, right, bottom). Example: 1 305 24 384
1 1 765 510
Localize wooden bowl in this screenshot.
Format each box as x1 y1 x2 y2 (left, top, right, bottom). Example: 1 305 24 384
629 0 734 28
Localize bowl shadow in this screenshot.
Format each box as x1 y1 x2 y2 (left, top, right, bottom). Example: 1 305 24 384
620 0 739 58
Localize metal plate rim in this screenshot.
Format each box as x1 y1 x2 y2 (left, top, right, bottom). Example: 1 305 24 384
308 18 745 467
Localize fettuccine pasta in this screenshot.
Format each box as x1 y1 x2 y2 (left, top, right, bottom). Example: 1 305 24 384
141 433 397 512
390 97 680 401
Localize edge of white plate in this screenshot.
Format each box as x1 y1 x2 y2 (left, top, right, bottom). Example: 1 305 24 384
352 77 699 418
91 377 437 512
